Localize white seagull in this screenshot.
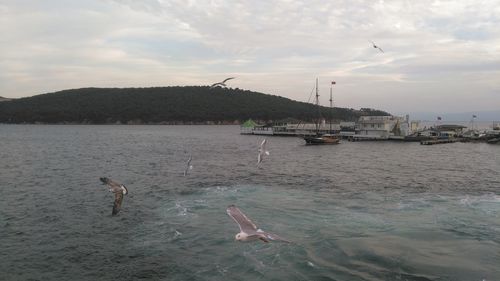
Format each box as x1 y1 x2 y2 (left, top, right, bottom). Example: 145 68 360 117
257 138 270 164
100 177 128 215
184 155 193 176
210 77 235 88
226 205 290 243
369 40 384 53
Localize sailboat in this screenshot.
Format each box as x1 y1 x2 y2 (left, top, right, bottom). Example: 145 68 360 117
303 79 340 145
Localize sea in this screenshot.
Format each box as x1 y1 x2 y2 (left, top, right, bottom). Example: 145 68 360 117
0 125 499 281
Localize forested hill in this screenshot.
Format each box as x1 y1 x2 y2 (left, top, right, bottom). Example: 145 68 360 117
0 87 390 124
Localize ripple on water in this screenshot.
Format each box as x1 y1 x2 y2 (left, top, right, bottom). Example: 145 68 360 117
1 125 499 280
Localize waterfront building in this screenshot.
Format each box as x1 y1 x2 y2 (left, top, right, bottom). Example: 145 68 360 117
355 115 409 140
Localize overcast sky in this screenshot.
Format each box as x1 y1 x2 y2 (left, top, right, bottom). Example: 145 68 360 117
1 0 499 114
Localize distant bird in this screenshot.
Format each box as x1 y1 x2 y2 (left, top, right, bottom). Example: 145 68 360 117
226 205 290 243
100 177 128 215
257 139 270 164
210 77 235 88
369 40 384 53
184 155 193 176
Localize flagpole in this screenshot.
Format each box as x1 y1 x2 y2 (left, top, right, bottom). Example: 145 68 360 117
329 83 333 133
436 116 441 136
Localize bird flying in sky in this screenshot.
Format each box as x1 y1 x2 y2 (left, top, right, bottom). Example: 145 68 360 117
210 77 235 88
369 40 384 53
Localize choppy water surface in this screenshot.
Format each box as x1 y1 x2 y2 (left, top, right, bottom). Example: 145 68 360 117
1 125 499 281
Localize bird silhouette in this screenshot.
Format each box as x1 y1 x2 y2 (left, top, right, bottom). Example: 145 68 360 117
369 40 384 53
210 77 235 88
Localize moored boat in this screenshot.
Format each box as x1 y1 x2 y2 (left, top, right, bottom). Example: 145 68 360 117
304 134 340 145
302 79 340 145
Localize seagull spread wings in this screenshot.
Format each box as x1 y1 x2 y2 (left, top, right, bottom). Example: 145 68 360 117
227 204 258 233
100 177 128 215
369 40 384 53
227 205 290 243
210 77 236 88
184 155 193 176
257 139 270 164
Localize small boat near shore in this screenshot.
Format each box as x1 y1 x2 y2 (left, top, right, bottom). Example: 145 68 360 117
302 79 340 145
304 134 340 145
487 137 500 144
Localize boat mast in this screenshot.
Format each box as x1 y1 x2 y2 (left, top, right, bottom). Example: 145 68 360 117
315 78 320 133
329 82 333 133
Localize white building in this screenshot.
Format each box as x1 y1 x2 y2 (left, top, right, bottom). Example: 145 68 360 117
356 115 410 139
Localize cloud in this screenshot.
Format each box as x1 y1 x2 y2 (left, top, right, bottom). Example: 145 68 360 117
1 0 499 113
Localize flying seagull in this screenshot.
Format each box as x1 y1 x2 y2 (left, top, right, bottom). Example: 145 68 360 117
100 177 128 215
184 155 193 176
369 40 384 53
210 77 235 88
257 138 270 164
226 205 290 243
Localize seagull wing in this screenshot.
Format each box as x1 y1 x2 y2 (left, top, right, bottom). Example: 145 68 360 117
184 165 192 176
222 77 235 83
100 177 122 192
260 139 267 148
184 156 192 176
108 180 122 190
258 231 291 243
257 152 262 164
377 47 384 53
112 192 124 215
227 205 258 233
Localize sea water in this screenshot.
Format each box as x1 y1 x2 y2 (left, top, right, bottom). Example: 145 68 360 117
0 125 499 280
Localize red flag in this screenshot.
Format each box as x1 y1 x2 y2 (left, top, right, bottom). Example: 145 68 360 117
331 81 336 85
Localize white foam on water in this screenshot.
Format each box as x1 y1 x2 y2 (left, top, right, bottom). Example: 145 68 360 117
167 201 188 216
459 195 472 206
215 264 228 276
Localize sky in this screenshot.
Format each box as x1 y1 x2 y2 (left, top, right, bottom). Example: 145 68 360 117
1 0 499 115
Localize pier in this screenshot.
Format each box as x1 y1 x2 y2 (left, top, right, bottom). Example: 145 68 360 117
420 139 458 145
240 117 500 145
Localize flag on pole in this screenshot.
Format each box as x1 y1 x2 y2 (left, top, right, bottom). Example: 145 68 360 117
472 115 477 118
437 116 442 120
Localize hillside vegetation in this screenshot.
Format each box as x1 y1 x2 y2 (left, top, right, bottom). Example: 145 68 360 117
0 87 390 124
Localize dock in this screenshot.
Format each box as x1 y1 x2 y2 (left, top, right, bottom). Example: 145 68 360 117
420 139 458 145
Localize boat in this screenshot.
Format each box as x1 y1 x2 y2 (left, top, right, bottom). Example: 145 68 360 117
303 79 340 145
487 137 500 144
304 133 340 144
